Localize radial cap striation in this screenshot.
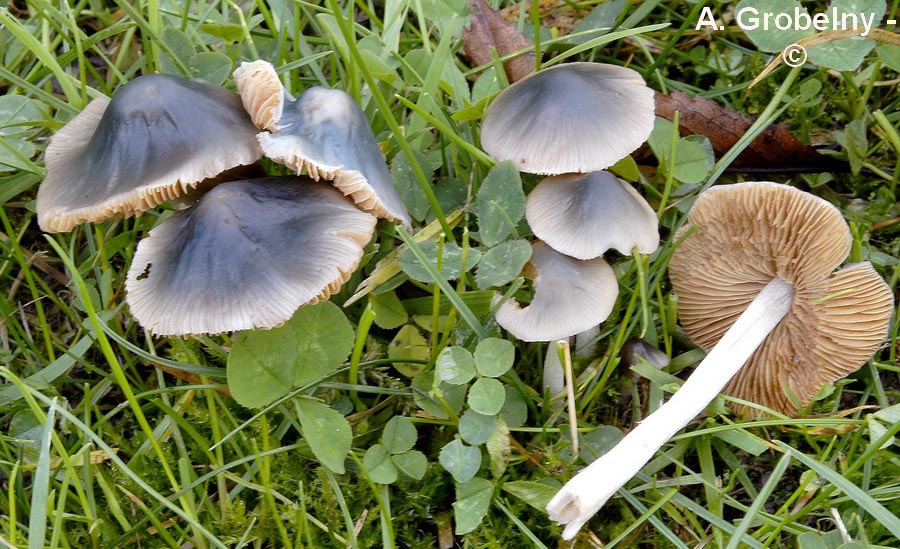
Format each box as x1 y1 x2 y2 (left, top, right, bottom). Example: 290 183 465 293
233 60 412 228
232 59 291 131
37 74 262 232
126 177 377 336
526 170 659 259
480 62 656 175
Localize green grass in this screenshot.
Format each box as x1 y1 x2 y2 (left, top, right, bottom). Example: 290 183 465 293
2 0 900 547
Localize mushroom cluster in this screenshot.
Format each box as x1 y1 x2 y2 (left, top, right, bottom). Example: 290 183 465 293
546 181 894 539
37 65 410 336
479 62 658 342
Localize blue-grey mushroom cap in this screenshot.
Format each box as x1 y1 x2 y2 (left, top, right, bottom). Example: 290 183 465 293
37 74 262 232
526 171 659 259
495 242 618 342
233 61 411 228
125 177 377 336
481 62 655 175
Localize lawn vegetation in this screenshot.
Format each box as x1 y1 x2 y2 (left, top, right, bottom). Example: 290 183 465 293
1 0 899 547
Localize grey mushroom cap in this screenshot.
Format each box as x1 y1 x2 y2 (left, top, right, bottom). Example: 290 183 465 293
125 177 377 336
233 61 412 228
481 62 655 175
495 242 618 342
37 74 262 233
526 171 659 259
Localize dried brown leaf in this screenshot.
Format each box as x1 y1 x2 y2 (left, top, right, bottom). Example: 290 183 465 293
462 0 535 83
499 0 589 35
655 91 841 172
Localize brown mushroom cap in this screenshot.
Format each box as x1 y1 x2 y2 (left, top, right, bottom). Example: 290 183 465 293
233 61 412 228
669 182 894 415
480 62 656 175
526 171 659 259
495 241 618 342
125 176 377 336
37 74 262 233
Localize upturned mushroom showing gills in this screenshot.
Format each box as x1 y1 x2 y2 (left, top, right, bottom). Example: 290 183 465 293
125 177 377 336
526 170 659 260
669 182 894 415
37 74 262 233
233 60 412 228
547 181 894 540
480 62 655 175
495 241 618 342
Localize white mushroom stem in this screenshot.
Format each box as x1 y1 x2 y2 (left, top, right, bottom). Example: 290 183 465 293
544 344 566 399
545 326 598 400
547 278 795 540
574 325 600 357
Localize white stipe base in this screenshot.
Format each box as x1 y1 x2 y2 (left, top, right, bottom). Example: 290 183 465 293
546 278 795 540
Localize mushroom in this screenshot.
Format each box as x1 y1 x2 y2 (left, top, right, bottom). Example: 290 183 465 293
480 62 656 175
232 60 412 228
125 176 377 336
526 171 659 260
37 74 262 232
621 339 670 372
495 241 618 342
669 181 895 416
547 181 894 539
230 60 289 133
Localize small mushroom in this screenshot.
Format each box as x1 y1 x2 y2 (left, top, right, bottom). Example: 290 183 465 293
233 60 412 228
621 339 670 372
495 241 618 342
546 182 894 539
526 171 659 259
125 176 377 336
480 62 655 175
37 74 261 232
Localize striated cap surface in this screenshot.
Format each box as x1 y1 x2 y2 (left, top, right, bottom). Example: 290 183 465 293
37 74 261 232
526 170 659 259
481 62 655 175
234 61 412 228
126 177 377 336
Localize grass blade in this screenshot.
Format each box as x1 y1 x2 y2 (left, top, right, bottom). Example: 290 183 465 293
345 209 465 306
27 398 57 549
1 368 228 549
0 8 83 107
609 487 684 548
543 23 670 67
726 450 792 549
495 499 548 548
774 440 900 539
323 468 358 549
